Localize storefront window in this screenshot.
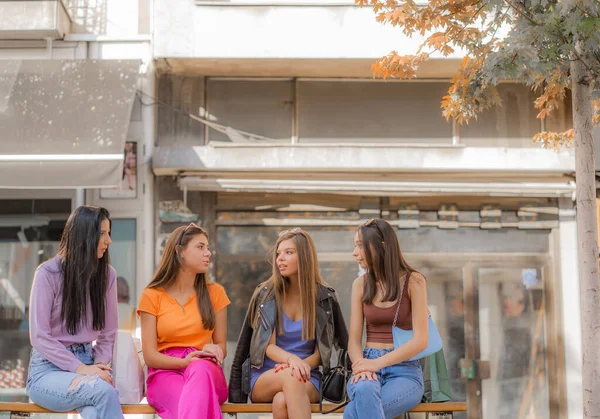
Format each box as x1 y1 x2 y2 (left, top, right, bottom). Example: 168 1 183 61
0 219 64 402
216 220 554 418
110 219 137 333
478 267 550 419
0 212 137 401
216 225 357 379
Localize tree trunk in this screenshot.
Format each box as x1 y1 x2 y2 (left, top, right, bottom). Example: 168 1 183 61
571 43 600 419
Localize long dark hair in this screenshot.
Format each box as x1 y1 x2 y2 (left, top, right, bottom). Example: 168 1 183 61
359 218 417 304
147 224 216 329
59 205 111 335
252 228 324 341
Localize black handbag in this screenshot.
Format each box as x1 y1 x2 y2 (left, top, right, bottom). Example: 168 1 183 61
319 350 350 414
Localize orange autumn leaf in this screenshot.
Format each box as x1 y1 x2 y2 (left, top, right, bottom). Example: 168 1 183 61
356 0 598 145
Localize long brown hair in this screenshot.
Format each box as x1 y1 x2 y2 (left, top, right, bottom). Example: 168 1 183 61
252 228 323 341
147 224 216 329
359 218 416 304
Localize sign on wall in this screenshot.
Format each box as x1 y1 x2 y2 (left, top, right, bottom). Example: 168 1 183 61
100 141 138 199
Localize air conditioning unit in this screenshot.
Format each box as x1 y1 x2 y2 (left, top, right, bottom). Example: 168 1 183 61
0 0 71 40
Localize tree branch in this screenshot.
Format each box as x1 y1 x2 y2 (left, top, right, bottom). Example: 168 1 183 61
503 0 542 26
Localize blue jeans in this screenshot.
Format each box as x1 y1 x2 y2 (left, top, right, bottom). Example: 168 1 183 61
344 348 424 419
26 343 123 419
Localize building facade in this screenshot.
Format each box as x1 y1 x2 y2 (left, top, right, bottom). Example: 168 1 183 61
0 1 583 418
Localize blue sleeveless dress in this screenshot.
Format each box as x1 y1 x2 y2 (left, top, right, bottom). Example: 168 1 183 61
250 312 322 396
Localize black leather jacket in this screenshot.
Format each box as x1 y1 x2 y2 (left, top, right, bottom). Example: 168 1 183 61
228 283 348 403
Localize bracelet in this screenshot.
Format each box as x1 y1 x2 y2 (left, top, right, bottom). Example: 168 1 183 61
285 354 293 363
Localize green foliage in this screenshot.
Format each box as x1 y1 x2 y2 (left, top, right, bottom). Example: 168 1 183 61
357 0 600 147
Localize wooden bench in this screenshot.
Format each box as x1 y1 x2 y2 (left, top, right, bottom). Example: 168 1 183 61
0 401 467 417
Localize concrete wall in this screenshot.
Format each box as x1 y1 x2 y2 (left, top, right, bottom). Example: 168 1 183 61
153 2 462 60
0 1 70 39
65 0 151 36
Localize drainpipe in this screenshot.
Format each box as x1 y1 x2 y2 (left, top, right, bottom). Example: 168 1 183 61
141 48 156 293
44 37 52 59
73 189 85 210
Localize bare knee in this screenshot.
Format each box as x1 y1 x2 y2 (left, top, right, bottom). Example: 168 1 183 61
67 375 117 396
69 376 118 403
68 375 98 393
281 373 308 397
272 392 287 418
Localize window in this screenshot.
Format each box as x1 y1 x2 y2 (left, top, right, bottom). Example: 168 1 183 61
460 84 542 147
298 81 453 143
0 206 138 400
158 75 207 147
0 199 69 401
207 79 293 142
110 219 137 333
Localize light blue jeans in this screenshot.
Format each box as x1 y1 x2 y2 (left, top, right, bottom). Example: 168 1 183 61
344 348 424 419
26 343 123 419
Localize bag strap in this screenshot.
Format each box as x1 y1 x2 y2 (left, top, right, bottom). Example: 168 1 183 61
319 373 349 415
392 273 410 329
320 399 349 415
339 349 350 370
319 350 350 414
318 372 349 414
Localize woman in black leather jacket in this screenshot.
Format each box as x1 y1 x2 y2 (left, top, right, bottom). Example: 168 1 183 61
228 228 348 419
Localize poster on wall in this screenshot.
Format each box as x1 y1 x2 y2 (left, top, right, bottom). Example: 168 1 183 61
100 141 137 199
155 233 170 269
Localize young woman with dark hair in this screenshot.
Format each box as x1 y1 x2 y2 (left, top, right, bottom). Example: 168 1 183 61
344 218 428 419
26 205 122 418
138 223 230 419
229 228 348 419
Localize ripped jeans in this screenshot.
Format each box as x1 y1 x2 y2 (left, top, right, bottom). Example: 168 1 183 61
26 343 123 419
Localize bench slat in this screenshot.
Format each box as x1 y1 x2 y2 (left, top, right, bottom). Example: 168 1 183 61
0 401 467 414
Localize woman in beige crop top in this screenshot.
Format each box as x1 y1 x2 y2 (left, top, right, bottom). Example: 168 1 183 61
344 218 429 419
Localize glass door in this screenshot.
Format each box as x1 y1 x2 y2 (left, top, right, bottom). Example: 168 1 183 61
420 266 467 419
465 263 553 419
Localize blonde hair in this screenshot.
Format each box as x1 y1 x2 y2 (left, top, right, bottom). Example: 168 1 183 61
252 229 324 341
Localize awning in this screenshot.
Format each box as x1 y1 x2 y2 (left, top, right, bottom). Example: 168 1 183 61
0 59 140 188
177 177 576 198
152 144 576 196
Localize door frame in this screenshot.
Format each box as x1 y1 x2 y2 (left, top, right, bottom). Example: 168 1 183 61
461 256 562 419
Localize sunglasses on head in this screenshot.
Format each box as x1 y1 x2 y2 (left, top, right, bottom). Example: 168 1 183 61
278 227 304 237
364 218 384 235
178 222 201 246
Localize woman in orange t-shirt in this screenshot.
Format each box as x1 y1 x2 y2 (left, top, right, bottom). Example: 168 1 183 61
138 223 230 419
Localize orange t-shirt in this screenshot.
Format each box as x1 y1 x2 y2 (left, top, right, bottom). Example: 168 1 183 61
137 283 230 352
